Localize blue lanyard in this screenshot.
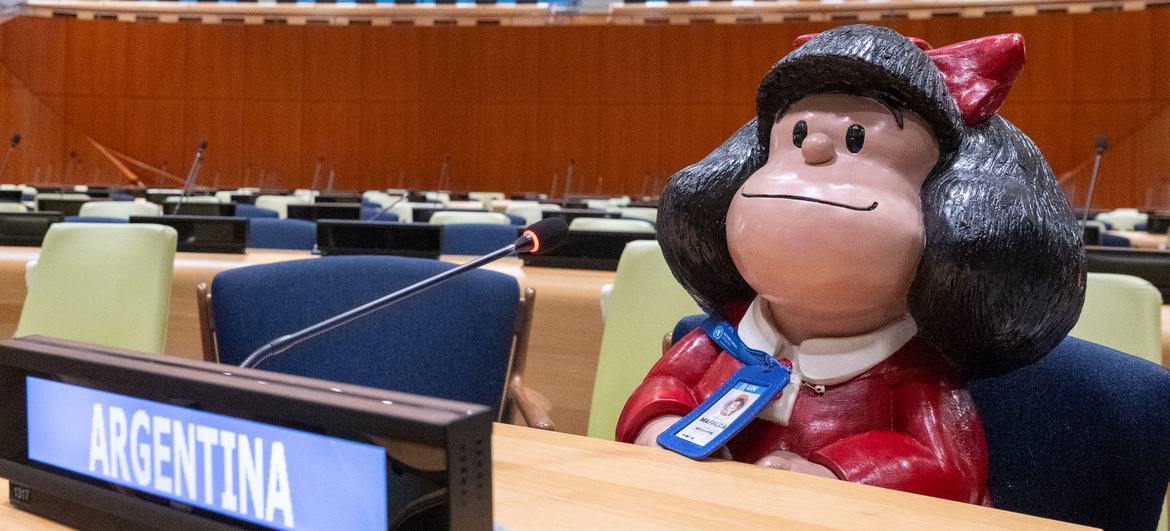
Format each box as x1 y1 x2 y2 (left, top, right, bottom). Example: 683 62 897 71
699 316 780 369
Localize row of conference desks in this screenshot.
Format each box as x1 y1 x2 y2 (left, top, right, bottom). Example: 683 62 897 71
0 423 1083 530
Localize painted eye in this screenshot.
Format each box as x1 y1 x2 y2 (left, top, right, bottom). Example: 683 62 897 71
792 120 808 148
846 124 865 153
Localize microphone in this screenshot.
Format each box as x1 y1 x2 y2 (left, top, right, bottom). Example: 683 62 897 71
174 140 207 216
561 159 575 207
366 190 409 222
325 164 336 193
239 217 569 369
0 132 21 184
310 156 324 191
1082 134 1109 223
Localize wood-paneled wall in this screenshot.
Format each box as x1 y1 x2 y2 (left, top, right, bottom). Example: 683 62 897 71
0 11 1166 206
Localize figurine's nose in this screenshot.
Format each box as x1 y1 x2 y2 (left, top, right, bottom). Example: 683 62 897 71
801 133 835 165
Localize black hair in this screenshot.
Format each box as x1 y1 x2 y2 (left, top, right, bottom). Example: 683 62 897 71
657 25 1086 376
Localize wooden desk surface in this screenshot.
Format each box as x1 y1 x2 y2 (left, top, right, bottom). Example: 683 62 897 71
0 424 1087 530
0 248 614 436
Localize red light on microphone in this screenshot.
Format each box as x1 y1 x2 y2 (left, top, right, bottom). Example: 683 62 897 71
522 230 540 254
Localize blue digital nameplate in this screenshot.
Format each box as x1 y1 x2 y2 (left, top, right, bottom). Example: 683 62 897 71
25 376 389 530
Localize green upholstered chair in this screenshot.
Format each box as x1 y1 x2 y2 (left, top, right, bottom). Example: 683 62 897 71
78 200 160 219
254 195 311 219
429 211 510 225
587 240 700 440
618 207 657 224
468 191 506 202
1069 272 1163 364
505 202 543 226
0 202 27 213
16 223 178 354
569 217 655 234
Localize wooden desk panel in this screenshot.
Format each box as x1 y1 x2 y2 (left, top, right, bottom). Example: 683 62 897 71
0 248 612 436
0 424 1087 530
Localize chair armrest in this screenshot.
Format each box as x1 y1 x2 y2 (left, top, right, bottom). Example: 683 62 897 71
510 374 555 431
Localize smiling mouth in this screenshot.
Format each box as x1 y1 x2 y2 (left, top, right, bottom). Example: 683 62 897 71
739 193 879 212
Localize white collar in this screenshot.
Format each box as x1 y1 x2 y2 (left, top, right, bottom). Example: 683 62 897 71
737 297 918 386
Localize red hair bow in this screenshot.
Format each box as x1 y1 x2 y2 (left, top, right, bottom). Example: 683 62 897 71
794 32 1026 126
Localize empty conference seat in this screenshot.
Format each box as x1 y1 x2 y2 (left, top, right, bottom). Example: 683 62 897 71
63 216 127 224
246 218 316 250
254 195 311 219
201 256 551 426
506 202 543 226
164 195 221 204
234 204 279 218
1096 208 1148 231
0 202 27 213
619 207 657 224
16 223 177 354
1069 273 1162 364
77 200 160 219
587 241 700 440
429 211 511 225
359 206 400 222
569 217 655 234
441 224 521 255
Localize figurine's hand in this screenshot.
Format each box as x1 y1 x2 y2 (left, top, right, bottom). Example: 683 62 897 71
754 451 837 479
633 415 683 447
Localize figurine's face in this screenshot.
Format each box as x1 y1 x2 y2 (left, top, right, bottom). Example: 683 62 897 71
726 94 940 325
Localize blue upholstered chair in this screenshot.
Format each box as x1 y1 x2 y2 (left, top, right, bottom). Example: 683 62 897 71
246 218 316 250
669 315 1170 530
1101 233 1133 247
441 224 521 255
63 216 127 224
359 206 400 222
198 256 551 427
505 213 527 226
234 204 279 218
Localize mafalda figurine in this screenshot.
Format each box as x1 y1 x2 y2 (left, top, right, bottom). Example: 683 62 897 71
617 25 1085 504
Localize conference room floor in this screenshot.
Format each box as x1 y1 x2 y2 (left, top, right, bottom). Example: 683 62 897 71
0 247 613 436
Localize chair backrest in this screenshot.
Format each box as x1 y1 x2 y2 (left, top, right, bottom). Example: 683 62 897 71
164 195 221 204
1096 209 1148 231
970 337 1170 531
78 200 160 219
587 241 701 439
359 206 400 222
441 224 521 255
254 195 311 219
234 204 280 218
619 207 657 224
468 192 506 202
584 199 611 210
569 217 655 234
1100 233 1132 247
1069 272 1162 364
504 202 542 226
35 192 89 201
209 256 524 416
63 216 128 224
0 202 27 213
429 211 511 226
247 218 317 250
16 223 177 354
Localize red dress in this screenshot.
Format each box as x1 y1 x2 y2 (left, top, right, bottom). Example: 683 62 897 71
615 315 990 505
